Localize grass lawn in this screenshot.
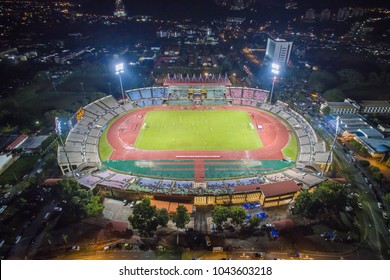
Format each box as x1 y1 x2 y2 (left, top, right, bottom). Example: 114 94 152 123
98 117 118 162
282 131 298 161
0 156 39 184
134 110 263 151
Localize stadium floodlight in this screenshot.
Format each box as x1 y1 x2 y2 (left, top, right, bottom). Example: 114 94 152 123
269 63 280 104
115 63 125 100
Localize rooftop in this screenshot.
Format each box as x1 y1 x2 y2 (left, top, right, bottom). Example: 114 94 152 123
233 180 301 197
359 100 390 107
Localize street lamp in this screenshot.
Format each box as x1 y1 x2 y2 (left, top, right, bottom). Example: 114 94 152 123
269 63 280 104
115 63 125 100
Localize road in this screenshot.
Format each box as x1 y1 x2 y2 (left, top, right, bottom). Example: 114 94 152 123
313 117 390 258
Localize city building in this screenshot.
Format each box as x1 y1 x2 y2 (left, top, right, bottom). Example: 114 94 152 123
323 99 390 115
305 9 316 21
264 38 293 66
114 0 127 17
320 9 331 21
323 102 359 114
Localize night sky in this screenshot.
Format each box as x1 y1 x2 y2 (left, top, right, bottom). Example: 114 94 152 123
76 0 390 17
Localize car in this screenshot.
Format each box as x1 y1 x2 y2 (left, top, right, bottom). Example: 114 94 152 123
249 203 255 209
129 201 135 208
123 199 128 206
382 212 388 220
254 201 261 208
254 252 264 258
242 204 249 210
69 246 80 251
14 235 22 244
104 245 113 250
53 207 62 212
378 202 383 209
345 206 353 212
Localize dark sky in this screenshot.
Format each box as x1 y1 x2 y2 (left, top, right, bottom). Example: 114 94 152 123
76 0 390 17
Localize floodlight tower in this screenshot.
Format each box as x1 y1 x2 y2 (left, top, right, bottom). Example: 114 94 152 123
323 116 340 175
115 63 125 100
269 63 280 104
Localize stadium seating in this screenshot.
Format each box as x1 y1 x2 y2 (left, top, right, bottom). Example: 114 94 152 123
138 178 160 187
230 87 243 98
143 99 153 106
254 90 268 102
128 90 142 100
140 88 152 99
175 181 193 189
243 88 255 99
152 87 169 98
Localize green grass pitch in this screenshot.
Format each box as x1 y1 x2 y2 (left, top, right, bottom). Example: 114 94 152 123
134 110 263 151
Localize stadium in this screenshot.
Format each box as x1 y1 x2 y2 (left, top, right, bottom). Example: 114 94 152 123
58 74 328 208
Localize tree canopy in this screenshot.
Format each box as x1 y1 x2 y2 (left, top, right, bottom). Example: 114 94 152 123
55 178 104 223
211 205 230 227
172 205 190 229
294 181 348 219
128 197 160 236
229 206 246 226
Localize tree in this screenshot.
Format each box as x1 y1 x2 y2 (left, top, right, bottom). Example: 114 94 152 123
211 205 229 227
313 181 347 213
321 106 331 115
172 205 190 230
323 88 345 102
229 206 246 226
249 216 261 228
54 178 104 223
156 208 170 227
358 160 370 168
308 70 338 92
84 195 104 216
337 69 364 85
294 190 319 218
369 166 383 183
128 197 159 236
384 193 390 204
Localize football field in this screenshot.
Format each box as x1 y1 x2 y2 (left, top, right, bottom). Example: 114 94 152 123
134 110 263 150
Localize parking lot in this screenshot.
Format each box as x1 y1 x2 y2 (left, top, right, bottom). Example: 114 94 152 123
102 198 133 222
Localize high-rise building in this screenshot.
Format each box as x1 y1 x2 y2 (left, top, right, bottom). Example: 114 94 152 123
320 9 331 21
114 0 127 17
337 7 350 20
265 38 293 66
304 8 316 21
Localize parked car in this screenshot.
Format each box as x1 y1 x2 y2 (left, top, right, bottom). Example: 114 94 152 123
69 246 80 251
123 200 128 206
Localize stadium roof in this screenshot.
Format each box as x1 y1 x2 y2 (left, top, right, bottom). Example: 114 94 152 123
150 199 193 213
6 134 28 150
234 180 301 197
19 135 49 150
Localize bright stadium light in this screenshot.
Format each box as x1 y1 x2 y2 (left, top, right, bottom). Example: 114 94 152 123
115 63 125 100
269 63 280 104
